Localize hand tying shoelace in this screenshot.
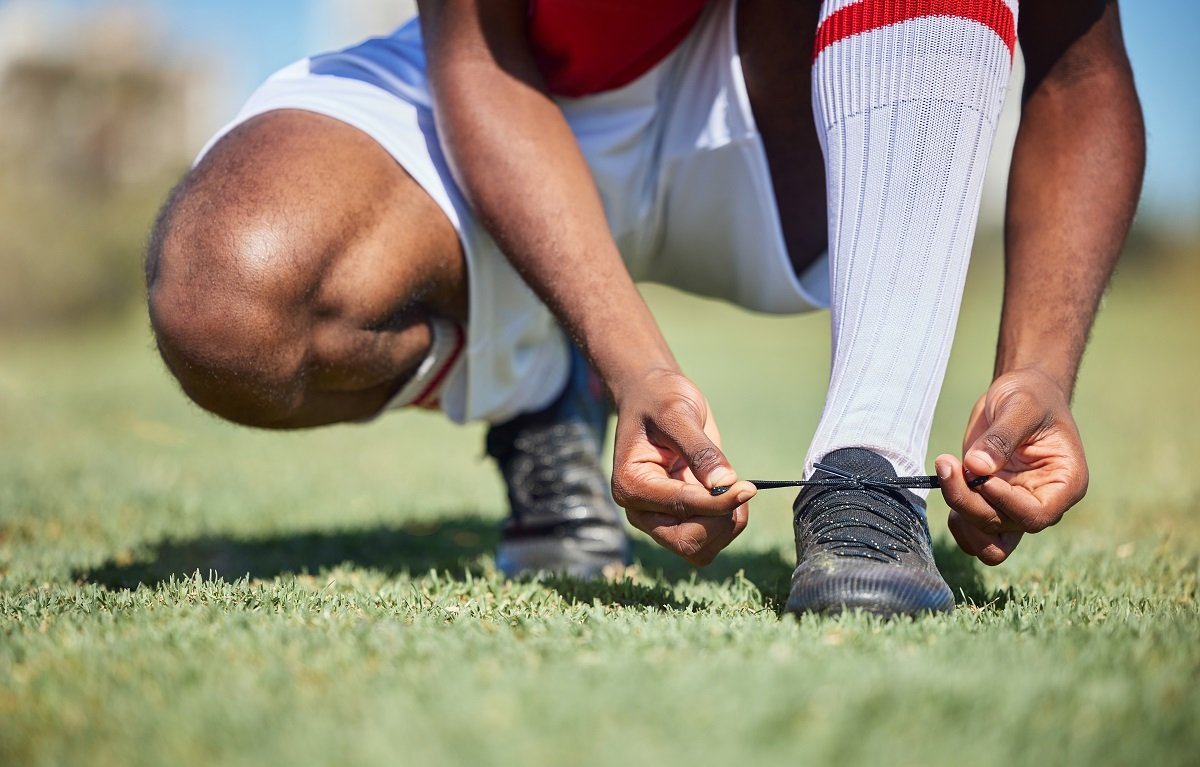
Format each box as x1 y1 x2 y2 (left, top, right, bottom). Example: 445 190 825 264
710 464 990 496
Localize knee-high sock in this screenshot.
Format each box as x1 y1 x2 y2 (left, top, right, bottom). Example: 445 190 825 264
804 0 1018 478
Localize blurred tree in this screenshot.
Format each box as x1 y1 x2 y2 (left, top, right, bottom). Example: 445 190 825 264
0 3 213 327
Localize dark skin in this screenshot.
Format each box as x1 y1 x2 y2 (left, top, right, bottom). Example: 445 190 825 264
147 0 1144 567
418 0 1144 566
936 0 1144 564
148 110 467 429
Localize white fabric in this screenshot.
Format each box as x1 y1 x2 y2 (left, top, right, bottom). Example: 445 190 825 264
803 1 1017 478
382 317 464 411
197 0 828 425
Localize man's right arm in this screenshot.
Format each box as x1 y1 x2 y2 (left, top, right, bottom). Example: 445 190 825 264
417 0 757 563
418 0 673 398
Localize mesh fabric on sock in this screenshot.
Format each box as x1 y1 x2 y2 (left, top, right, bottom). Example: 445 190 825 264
804 0 1018 477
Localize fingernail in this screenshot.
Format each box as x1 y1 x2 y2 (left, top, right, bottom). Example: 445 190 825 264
936 461 951 480
735 490 754 505
711 470 737 488
967 450 996 473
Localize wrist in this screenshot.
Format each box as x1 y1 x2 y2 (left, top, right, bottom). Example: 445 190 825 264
990 365 1073 406
602 357 682 405
994 337 1079 399
566 296 681 403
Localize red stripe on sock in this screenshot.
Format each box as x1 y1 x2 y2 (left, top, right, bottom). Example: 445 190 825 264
413 324 465 409
813 0 1016 62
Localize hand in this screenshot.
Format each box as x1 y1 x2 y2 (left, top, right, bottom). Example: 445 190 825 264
610 370 758 566
935 369 1089 566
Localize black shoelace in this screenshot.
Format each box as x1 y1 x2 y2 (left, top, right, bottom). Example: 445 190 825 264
710 463 989 496
778 463 956 564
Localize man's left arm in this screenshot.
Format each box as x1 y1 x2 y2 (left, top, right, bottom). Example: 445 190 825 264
936 0 1145 564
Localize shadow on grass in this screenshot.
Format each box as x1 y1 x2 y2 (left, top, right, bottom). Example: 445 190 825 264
75 514 797 610
631 539 795 608
75 517 1008 612
932 538 1012 609
76 516 501 590
536 574 704 610
535 543 795 612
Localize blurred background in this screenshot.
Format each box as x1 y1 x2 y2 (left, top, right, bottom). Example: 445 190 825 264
1 8 1195 763
0 0 1195 328
0 0 417 326
0 0 1195 329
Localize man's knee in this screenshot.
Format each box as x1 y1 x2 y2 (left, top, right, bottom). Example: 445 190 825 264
146 176 311 428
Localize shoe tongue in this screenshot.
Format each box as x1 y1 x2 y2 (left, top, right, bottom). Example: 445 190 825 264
810 448 926 512
814 447 898 480
795 448 935 562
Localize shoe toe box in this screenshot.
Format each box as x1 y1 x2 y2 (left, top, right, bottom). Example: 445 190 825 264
786 555 955 617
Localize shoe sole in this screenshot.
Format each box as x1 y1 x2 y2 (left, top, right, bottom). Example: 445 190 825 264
496 535 630 579
786 559 955 617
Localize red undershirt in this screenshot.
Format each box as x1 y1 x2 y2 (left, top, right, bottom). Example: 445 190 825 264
528 0 710 97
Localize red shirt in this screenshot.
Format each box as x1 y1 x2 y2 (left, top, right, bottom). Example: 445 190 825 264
529 0 709 97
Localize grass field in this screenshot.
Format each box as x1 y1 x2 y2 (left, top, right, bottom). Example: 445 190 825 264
1 248 1197 766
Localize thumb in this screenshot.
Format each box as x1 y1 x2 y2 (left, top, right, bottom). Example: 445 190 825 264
662 416 738 489
683 435 738 490
964 393 1044 475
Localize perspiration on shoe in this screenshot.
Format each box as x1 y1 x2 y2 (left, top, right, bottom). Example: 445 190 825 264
486 346 631 578
787 448 955 617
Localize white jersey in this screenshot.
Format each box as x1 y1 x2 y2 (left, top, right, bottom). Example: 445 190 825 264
199 0 829 424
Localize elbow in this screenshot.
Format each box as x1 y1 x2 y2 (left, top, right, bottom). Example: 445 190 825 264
1023 57 1145 176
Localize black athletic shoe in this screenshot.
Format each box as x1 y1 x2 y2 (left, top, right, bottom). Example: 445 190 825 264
786 448 955 617
486 346 631 578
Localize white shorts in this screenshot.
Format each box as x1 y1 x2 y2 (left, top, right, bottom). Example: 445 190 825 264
198 0 829 424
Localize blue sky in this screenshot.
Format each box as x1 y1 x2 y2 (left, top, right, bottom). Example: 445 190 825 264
1118 3 1200 222
9 0 1199 222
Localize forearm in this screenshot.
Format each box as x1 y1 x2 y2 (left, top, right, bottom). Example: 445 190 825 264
999 3 1145 395
419 2 678 400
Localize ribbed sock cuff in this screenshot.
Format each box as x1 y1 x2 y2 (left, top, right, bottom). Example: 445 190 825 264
384 318 465 411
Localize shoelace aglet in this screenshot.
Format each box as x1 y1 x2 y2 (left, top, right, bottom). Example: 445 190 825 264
709 474 991 496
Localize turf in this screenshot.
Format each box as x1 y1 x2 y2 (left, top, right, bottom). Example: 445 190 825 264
1 251 1197 767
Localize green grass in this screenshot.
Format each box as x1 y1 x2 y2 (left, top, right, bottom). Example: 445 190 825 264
1 250 1197 767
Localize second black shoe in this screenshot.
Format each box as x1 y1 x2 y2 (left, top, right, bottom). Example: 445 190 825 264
486 345 630 578
786 447 955 617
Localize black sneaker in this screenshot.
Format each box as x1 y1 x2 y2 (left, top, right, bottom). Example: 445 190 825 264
786 448 955 617
485 345 631 578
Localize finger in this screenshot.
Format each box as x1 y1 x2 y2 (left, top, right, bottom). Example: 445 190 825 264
963 393 1046 476
654 406 740 490
613 469 757 519
935 454 1012 535
626 510 704 561
678 517 735 566
701 410 724 448
730 502 750 541
625 509 675 539
946 508 980 556
974 476 1077 534
948 510 1023 566
680 502 750 566
627 511 737 566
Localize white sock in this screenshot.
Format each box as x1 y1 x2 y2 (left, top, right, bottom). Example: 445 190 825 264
384 317 465 411
804 0 1018 478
